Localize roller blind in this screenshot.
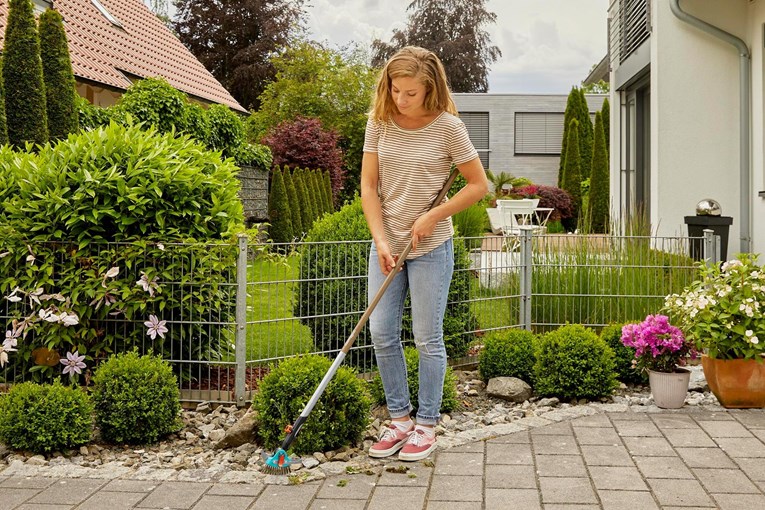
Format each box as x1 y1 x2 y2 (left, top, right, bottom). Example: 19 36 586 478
514 112 565 155
459 112 489 168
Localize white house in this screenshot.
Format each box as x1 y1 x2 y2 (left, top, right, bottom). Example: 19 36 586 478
453 93 606 187
608 0 765 257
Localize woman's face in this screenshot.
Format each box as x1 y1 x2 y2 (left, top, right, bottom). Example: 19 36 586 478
390 76 427 115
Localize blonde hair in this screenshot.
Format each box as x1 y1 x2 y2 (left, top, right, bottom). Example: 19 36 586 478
371 46 457 122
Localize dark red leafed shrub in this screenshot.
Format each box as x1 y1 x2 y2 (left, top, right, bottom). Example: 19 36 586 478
514 184 574 222
263 116 345 204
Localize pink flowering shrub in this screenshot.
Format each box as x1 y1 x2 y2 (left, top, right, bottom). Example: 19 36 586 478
621 314 697 373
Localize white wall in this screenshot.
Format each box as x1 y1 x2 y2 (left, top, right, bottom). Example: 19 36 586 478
652 0 746 254
749 0 765 256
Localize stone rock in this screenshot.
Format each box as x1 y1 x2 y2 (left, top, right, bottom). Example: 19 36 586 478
486 377 533 403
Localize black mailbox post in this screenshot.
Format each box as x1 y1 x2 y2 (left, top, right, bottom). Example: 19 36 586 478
684 215 733 261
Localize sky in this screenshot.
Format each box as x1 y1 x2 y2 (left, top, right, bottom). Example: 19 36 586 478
163 0 609 95
305 0 609 94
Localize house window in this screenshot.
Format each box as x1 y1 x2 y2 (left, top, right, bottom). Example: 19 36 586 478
32 0 52 14
92 0 123 28
460 112 489 169
514 112 565 155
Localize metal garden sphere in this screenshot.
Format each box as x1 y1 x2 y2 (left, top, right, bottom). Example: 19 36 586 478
696 198 722 216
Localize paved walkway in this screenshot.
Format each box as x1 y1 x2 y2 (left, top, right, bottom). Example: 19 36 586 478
2 409 765 509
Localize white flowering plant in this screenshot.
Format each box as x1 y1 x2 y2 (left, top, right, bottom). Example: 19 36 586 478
663 253 765 361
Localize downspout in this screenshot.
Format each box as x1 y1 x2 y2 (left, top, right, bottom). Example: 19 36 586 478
670 0 751 254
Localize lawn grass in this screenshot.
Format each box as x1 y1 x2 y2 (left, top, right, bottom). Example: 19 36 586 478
247 254 313 362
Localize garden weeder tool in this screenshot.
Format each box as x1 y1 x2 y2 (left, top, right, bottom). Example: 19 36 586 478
261 167 460 475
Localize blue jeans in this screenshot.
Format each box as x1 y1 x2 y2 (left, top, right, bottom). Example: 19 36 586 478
368 238 454 426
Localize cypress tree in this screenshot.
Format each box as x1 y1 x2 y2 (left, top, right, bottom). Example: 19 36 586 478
601 97 610 153
0 58 8 145
558 87 579 188
319 169 331 214
282 166 303 235
589 112 609 234
293 168 313 233
577 88 594 180
306 170 321 220
268 166 293 245
3 0 48 148
561 119 581 232
39 9 79 140
323 170 335 213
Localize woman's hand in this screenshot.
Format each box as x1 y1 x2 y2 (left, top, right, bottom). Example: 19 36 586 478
411 211 437 251
376 241 398 276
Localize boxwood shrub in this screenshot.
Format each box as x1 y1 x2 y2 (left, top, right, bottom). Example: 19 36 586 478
478 328 537 384
294 197 479 366
534 324 617 400
253 354 370 455
369 346 459 414
0 381 93 453
91 351 182 444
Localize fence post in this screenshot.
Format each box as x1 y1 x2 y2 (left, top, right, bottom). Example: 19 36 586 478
519 228 533 331
234 234 248 407
702 228 720 266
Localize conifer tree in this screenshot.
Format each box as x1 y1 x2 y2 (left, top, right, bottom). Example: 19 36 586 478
561 119 582 232
268 166 293 244
577 88 594 179
558 87 578 188
293 169 313 233
282 166 302 235
323 170 335 213
39 8 79 140
601 97 610 153
3 0 48 147
0 58 8 145
589 112 609 234
319 169 331 214
306 170 321 219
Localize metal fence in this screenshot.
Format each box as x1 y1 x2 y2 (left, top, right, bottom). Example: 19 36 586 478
1 230 720 405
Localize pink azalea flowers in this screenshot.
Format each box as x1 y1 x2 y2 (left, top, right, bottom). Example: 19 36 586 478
621 314 697 373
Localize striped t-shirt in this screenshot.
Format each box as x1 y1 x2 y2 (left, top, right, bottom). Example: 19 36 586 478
363 112 478 259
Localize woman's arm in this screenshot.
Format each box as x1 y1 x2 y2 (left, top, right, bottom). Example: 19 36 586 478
361 151 397 275
411 157 489 249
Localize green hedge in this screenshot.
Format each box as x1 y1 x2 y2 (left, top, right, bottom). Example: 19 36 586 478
534 324 617 400
294 198 479 366
0 124 242 380
478 329 537 383
0 381 92 453
253 354 370 455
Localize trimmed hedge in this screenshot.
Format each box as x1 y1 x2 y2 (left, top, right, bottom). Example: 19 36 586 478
534 324 617 400
92 351 182 444
0 381 93 453
253 354 370 455
478 329 537 384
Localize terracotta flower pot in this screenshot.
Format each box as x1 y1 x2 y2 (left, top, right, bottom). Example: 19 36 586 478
701 354 765 408
648 368 690 409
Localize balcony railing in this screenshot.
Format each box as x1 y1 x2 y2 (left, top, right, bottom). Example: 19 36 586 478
609 0 651 68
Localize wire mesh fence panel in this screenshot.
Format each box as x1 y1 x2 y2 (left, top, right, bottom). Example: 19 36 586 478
0 240 240 405
1 233 709 404
529 234 699 332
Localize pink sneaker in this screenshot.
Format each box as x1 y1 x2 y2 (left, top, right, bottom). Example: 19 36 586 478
368 424 413 458
398 428 437 461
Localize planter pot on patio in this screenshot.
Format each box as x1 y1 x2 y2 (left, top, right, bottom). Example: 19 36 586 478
701 354 765 408
649 368 690 409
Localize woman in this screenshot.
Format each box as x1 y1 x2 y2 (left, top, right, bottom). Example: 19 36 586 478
361 46 488 461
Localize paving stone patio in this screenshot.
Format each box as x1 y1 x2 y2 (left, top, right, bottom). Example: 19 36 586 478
1 409 765 509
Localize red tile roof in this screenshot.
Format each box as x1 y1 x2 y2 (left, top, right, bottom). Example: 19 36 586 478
0 0 247 113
